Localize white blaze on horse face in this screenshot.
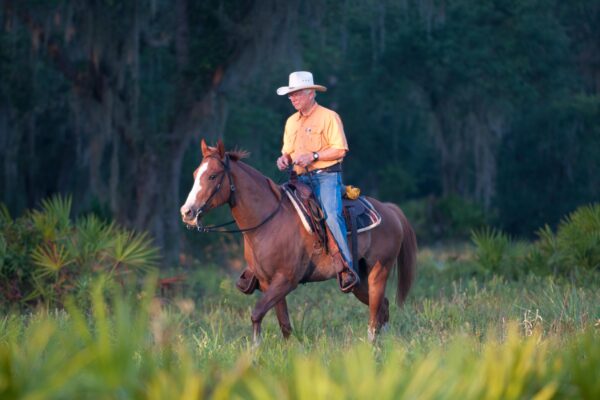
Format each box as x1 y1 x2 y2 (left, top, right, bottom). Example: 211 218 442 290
184 161 209 209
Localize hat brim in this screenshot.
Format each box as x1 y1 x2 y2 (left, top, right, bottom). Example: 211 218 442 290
276 84 327 96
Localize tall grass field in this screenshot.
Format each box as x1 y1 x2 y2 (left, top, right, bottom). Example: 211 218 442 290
1 198 599 399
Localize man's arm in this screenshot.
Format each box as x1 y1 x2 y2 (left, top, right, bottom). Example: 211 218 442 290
295 148 346 168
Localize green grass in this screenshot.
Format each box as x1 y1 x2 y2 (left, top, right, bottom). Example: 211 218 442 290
0 247 599 399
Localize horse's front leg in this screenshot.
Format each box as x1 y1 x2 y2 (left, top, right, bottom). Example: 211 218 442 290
251 274 296 346
275 298 293 339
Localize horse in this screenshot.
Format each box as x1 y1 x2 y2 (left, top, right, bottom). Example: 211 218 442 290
180 139 417 343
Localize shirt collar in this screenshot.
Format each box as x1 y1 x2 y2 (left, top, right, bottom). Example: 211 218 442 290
297 102 319 120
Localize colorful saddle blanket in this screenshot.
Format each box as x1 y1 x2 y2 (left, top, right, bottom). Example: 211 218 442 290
282 185 382 234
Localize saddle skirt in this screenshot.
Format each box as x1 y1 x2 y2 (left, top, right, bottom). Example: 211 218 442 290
282 184 382 235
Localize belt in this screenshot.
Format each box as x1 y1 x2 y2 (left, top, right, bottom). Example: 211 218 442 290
302 162 342 175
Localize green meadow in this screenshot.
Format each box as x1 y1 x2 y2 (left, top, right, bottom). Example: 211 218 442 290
1 199 599 399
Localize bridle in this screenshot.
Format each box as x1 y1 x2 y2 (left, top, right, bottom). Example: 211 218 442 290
189 154 284 233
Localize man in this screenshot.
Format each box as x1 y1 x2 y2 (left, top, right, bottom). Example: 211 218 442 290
275 71 359 291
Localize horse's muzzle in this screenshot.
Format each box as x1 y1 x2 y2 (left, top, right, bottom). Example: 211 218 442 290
180 205 201 227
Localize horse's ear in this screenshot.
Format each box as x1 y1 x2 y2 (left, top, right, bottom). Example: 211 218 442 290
201 139 210 157
216 139 225 158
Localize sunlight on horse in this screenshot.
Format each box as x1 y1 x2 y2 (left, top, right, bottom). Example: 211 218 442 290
180 139 417 344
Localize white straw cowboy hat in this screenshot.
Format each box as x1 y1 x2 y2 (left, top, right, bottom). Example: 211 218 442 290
276 71 327 96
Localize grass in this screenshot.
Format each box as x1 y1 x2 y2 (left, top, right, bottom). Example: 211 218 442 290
0 246 599 399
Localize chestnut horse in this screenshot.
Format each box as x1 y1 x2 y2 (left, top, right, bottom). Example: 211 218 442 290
180 140 417 343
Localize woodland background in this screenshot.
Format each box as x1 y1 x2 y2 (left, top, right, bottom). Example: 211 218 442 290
1 0 599 263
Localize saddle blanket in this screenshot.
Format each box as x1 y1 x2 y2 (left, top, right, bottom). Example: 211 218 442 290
283 185 382 234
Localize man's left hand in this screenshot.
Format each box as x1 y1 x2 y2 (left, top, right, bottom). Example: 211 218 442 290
295 153 314 168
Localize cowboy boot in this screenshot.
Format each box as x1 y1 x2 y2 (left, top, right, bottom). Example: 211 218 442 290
236 267 258 295
327 231 359 292
333 252 359 293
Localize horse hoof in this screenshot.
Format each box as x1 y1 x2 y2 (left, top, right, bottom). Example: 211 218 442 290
367 326 377 343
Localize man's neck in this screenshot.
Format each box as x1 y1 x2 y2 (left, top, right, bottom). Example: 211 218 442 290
300 101 318 116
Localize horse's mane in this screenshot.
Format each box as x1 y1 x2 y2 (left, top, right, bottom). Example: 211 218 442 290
227 148 250 161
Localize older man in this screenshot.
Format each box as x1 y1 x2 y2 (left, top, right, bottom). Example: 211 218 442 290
275 71 359 292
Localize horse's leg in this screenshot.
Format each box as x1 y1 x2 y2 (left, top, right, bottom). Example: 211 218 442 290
251 274 296 345
352 282 369 305
367 261 390 342
353 274 390 333
275 298 293 339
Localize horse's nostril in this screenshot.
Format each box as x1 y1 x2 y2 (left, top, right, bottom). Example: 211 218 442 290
181 206 192 217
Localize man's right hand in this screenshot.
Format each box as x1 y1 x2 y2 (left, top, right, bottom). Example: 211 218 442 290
277 154 291 171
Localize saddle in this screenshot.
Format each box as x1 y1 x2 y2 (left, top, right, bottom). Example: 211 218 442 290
282 182 381 238
282 177 382 292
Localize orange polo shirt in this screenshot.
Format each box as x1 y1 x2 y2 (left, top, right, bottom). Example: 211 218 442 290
281 103 349 174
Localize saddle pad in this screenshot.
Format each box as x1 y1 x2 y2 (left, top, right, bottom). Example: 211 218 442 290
283 186 381 234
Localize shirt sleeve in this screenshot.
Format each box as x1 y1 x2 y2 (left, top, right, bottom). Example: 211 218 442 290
324 111 349 151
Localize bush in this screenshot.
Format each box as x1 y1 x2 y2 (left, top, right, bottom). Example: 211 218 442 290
0 195 160 308
472 203 600 278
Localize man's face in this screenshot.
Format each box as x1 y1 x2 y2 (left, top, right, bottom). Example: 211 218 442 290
288 89 314 112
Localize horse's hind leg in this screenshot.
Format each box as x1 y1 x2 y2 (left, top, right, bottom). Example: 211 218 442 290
275 298 293 339
353 277 390 338
366 261 391 342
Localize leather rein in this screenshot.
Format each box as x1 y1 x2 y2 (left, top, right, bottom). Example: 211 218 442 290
191 154 284 234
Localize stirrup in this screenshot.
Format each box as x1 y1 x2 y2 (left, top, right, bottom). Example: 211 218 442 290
337 268 359 293
236 269 258 295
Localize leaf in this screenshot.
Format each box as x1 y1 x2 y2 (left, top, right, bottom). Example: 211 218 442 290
31 243 74 273
109 230 160 271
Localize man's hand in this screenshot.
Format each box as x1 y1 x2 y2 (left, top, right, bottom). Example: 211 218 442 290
276 154 292 171
295 153 314 168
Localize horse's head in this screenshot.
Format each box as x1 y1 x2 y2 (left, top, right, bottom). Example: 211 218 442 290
180 139 236 227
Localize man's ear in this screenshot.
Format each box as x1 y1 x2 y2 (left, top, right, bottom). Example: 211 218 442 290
201 139 210 157
217 139 225 158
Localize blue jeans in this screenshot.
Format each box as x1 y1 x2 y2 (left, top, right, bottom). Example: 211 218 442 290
299 171 354 271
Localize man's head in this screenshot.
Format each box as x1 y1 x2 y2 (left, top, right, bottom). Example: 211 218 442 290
276 71 326 96
287 89 315 113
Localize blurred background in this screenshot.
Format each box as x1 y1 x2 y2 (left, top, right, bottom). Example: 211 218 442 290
1 0 598 264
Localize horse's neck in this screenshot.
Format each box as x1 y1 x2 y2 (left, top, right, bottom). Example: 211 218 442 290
229 161 279 230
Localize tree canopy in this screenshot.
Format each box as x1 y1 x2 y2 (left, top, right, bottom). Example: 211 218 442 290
1 0 598 260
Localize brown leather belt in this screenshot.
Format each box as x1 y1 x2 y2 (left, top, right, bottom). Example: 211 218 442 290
303 162 342 175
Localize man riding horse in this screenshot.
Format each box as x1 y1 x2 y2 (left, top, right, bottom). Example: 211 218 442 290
238 71 360 292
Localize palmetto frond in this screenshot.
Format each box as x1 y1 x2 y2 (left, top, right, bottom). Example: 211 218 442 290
31 195 72 241
31 243 75 274
109 230 160 272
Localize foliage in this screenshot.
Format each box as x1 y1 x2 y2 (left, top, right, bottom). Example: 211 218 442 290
0 195 159 308
2 0 599 260
403 195 488 244
472 203 600 278
0 259 599 399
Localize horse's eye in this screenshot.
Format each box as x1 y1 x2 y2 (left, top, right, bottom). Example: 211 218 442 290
209 174 217 180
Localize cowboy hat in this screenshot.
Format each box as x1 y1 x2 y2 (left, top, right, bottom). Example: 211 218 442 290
276 71 327 96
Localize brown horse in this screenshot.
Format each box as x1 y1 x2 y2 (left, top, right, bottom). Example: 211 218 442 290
180 140 417 343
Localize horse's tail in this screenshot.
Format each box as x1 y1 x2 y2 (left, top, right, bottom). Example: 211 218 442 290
387 203 418 307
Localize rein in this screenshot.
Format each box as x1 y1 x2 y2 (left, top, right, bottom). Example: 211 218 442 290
190 154 284 234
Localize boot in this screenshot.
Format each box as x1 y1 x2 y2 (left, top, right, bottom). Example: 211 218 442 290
331 251 360 293
236 268 258 295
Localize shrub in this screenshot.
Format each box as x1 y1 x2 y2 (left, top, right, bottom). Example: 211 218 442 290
472 203 600 278
0 195 159 308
